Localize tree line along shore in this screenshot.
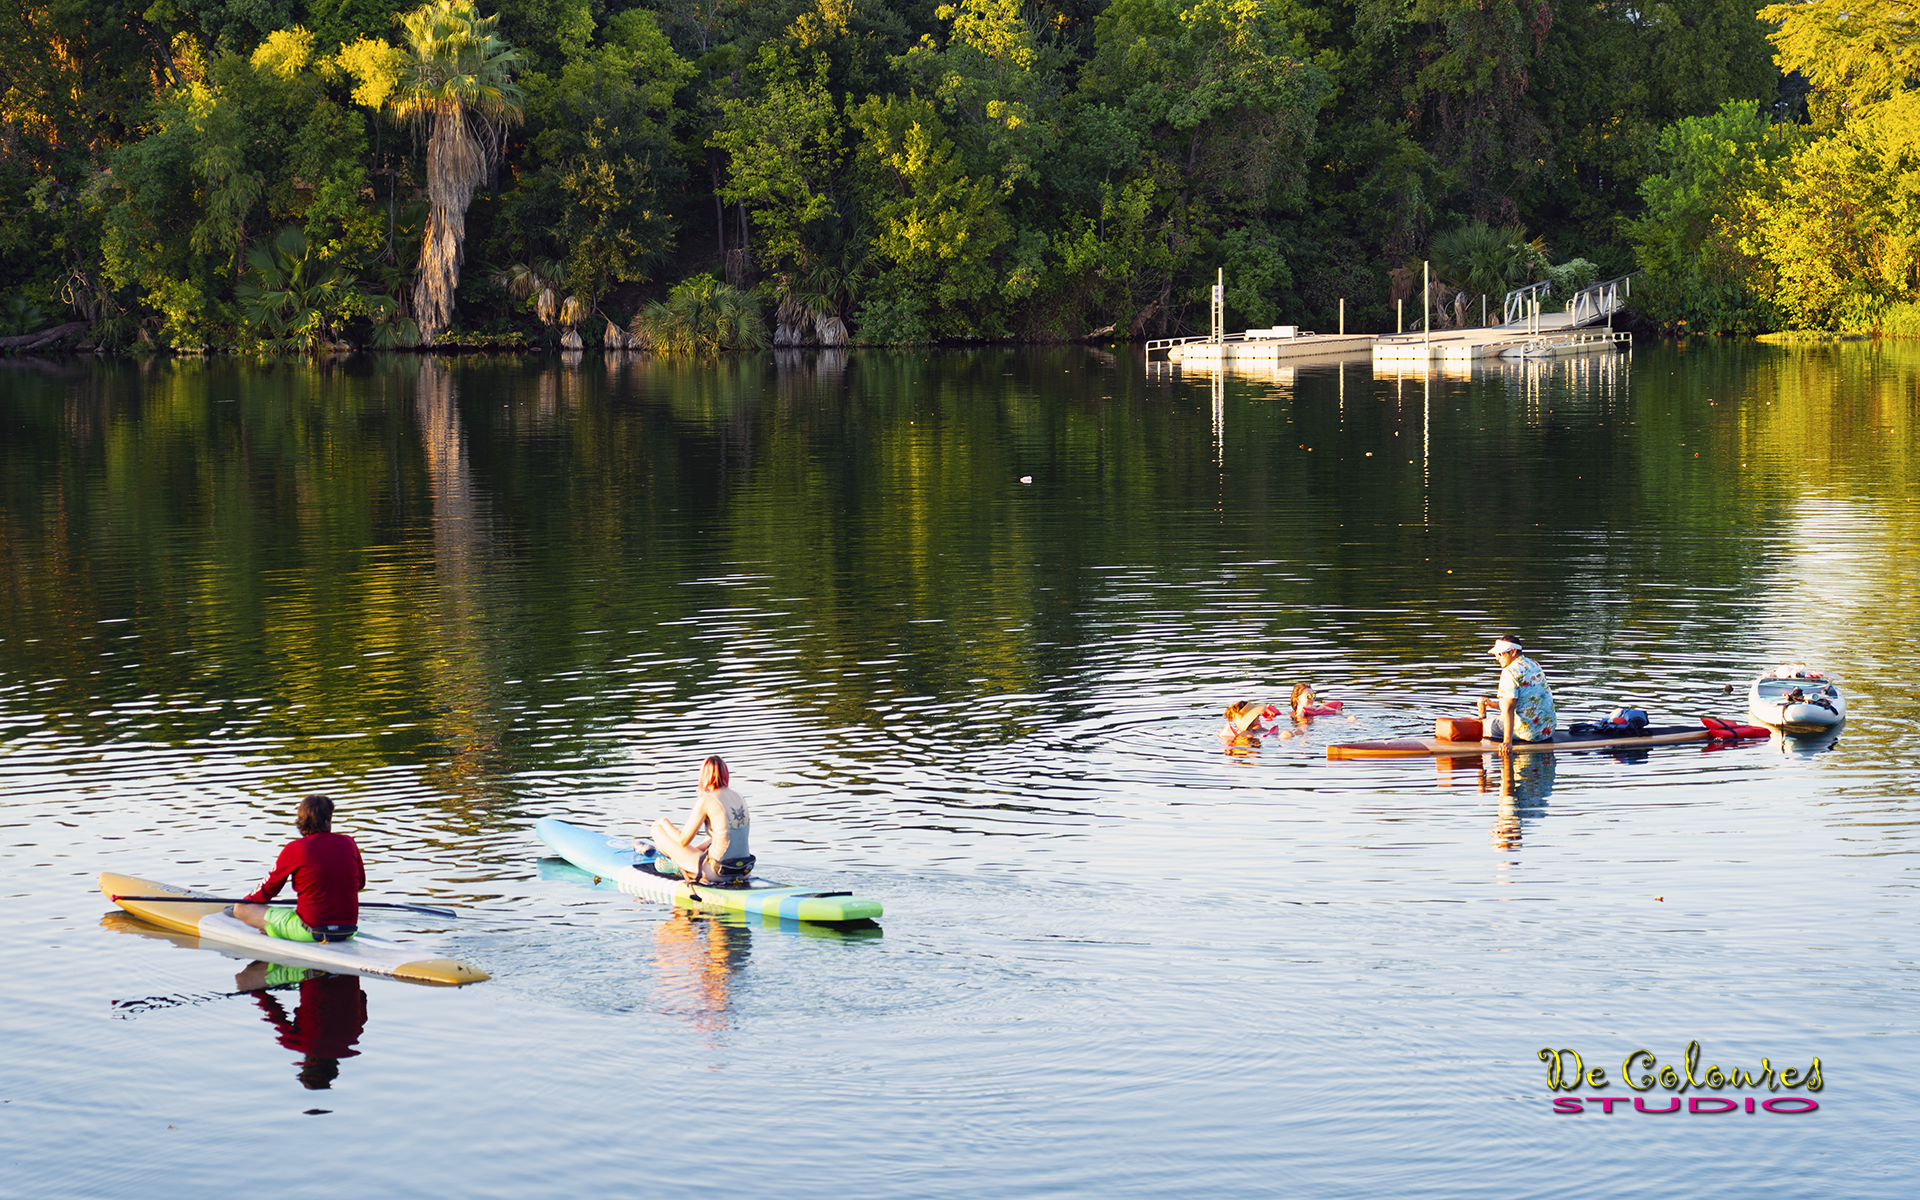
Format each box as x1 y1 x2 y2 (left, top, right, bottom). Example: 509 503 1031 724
2 0 1913 355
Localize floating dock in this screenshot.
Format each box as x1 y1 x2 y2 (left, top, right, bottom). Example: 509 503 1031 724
1144 272 1637 367
1151 328 1376 363
1371 327 1630 363
1372 274 1635 363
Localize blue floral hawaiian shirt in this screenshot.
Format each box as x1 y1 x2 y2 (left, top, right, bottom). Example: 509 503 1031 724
1498 655 1557 741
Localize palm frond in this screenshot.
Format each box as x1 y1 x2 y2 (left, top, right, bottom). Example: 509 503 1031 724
628 275 768 354
235 226 364 352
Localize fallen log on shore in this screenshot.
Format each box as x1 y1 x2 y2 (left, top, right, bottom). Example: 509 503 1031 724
0 322 90 353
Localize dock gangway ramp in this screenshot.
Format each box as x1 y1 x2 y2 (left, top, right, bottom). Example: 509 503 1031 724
1499 274 1636 332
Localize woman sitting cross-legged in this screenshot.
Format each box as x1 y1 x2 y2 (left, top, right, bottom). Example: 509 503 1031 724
644 755 754 885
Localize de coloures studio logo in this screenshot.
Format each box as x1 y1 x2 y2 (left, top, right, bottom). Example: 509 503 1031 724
1540 1040 1822 1114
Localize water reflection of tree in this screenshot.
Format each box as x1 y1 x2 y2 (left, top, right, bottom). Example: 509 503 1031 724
9 345 1920 787
414 358 510 805
4 352 1231 750
649 912 750 1050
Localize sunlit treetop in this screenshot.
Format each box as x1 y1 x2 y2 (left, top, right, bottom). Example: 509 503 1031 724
1760 0 1920 113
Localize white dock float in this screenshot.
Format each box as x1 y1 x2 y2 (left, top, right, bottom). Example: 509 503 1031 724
1371 329 1522 362
1152 329 1375 363
1371 328 1630 362
1498 331 1633 359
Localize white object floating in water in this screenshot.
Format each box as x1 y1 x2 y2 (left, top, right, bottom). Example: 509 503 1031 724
1747 665 1844 737
1019 476 1033 484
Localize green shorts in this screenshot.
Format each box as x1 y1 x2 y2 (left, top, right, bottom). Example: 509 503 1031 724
262 907 355 943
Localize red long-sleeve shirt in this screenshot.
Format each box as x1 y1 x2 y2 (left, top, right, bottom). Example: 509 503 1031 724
243 832 365 927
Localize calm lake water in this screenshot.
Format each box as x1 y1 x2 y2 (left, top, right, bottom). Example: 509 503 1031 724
3 341 1917 1197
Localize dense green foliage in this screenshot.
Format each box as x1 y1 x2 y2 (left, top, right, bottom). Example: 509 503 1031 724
5 0 1845 350
1626 0 1920 334
628 273 766 350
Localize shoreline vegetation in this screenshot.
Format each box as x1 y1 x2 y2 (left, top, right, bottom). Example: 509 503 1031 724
4 1 1917 358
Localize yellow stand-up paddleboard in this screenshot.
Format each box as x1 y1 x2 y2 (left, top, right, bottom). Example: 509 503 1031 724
100 872 489 986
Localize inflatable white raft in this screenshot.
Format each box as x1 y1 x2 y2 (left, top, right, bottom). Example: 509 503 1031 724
1748 665 1845 737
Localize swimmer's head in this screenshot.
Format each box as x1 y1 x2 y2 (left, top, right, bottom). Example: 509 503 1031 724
1291 683 1316 711
1224 701 1264 734
699 756 729 791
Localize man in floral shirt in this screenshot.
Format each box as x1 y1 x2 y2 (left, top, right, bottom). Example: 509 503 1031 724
1476 637 1556 751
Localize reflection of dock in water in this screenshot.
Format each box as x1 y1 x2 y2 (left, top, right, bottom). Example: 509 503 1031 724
1373 348 1631 399
1146 345 1629 402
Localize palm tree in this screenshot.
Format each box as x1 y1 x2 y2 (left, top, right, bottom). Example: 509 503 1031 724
629 275 769 353
1425 221 1550 327
390 1 524 346
491 260 591 346
1430 222 1547 306
236 226 361 351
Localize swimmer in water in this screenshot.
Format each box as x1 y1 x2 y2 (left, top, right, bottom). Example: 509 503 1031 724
1289 683 1346 720
1219 700 1285 741
1291 683 1319 719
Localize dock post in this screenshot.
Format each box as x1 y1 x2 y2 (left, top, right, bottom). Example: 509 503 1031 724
1211 267 1224 344
1339 298 1344 335
1481 294 1486 327
1397 298 1403 334
1423 261 1429 346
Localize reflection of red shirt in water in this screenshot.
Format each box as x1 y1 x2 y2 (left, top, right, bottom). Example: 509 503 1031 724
255 974 368 1062
241 832 365 927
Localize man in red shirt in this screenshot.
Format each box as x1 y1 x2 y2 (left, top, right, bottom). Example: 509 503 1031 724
235 795 366 943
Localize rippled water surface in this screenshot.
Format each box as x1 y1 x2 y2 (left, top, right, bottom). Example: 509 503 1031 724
4 342 1918 1197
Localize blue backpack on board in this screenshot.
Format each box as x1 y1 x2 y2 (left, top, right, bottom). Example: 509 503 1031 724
1606 707 1649 731
1568 707 1649 737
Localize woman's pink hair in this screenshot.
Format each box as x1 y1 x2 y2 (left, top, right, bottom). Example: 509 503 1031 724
699 756 729 791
